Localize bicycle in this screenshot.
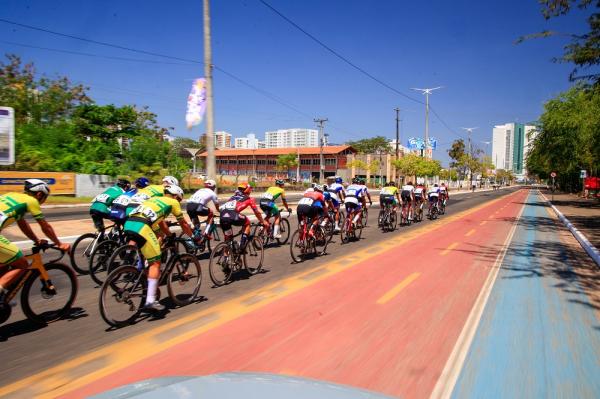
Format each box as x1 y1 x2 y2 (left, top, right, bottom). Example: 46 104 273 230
99 235 202 327
400 201 412 226
88 227 130 285
0 243 77 325
439 196 447 215
322 209 343 241
414 199 424 222
360 205 369 227
427 197 440 220
209 229 264 286
290 216 329 262
70 222 125 275
178 219 221 256
378 202 397 232
340 209 363 244
253 210 291 246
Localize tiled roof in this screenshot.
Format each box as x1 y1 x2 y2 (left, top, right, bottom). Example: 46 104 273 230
199 145 356 157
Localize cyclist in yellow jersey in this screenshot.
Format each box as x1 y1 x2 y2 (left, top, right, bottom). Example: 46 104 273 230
0 180 70 303
124 184 193 313
380 181 400 211
126 176 179 216
259 179 291 239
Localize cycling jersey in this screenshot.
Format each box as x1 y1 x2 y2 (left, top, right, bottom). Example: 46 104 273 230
262 186 285 202
325 191 340 208
345 184 364 198
414 187 425 197
188 188 219 207
110 188 137 221
90 186 125 214
401 185 415 193
381 186 399 196
0 193 45 265
220 192 260 232
428 187 441 197
260 186 286 216
128 185 164 207
329 183 345 195
297 191 326 220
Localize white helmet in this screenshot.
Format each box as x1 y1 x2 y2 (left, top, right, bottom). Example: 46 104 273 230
24 179 50 195
162 176 179 186
204 179 216 189
313 184 323 192
164 185 184 201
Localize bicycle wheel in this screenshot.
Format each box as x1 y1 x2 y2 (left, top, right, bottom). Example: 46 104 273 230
69 233 97 275
21 263 77 324
167 253 202 306
89 240 120 286
244 236 264 275
276 218 291 245
355 220 363 240
362 209 368 226
209 242 234 286
289 230 306 263
107 244 142 274
389 211 398 231
314 225 329 255
99 265 146 328
378 210 384 228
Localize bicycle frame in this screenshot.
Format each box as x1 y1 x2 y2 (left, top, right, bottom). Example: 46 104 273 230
4 248 61 304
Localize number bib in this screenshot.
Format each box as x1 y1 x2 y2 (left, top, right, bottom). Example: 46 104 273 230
133 205 159 222
223 200 238 210
261 192 274 200
112 195 131 206
129 193 150 205
346 189 358 197
93 193 110 204
298 197 314 206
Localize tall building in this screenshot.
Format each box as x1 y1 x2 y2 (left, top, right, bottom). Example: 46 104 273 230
234 133 265 149
492 122 535 176
264 128 320 148
201 131 232 149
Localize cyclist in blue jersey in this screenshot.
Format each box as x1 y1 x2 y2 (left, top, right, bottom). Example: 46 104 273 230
324 185 342 232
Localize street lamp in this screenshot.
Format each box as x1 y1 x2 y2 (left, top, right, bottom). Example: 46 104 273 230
411 86 443 158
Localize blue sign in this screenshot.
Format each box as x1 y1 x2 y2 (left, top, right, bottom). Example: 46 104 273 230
407 137 437 150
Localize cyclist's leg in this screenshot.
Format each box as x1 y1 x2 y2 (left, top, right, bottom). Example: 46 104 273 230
90 210 108 235
271 205 282 238
186 203 201 230
238 215 251 250
0 235 28 299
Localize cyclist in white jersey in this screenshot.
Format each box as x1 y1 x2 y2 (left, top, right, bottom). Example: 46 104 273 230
428 184 441 207
401 182 416 221
329 177 346 201
359 178 372 207
439 183 449 205
344 177 365 225
187 179 220 237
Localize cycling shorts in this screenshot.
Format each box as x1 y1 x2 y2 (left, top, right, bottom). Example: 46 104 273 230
219 210 249 232
186 202 212 219
401 191 412 202
344 201 362 214
297 204 323 220
380 194 396 205
90 209 111 231
109 205 128 224
0 234 23 265
428 193 440 202
123 220 162 263
259 198 280 217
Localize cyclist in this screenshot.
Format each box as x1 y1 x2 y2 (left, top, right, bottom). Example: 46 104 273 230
110 177 149 222
329 176 346 202
359 178 373 208
428 183 441 208
124 185 193 313
127 175 179 215
323 185 342 232
89 178 131 234
187 179 220 238
259 179 291 239
439 183 449 206
401 181 416 221
414 182 426 210
219 182 269 252
380 181 400 212
297 184 330 236
0 180 71 303
344 177 366 226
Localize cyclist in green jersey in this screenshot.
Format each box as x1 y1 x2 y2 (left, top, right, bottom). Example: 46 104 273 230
89 179 130 233
259 179 291 239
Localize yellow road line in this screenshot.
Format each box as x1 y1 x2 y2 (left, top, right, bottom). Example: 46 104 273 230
480 221 487 226
0 189 522 399
376 273 421 304
441 242 460 255
465 229 476 237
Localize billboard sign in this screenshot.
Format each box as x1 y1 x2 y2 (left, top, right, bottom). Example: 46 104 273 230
407 137 437 150
0 107 15 165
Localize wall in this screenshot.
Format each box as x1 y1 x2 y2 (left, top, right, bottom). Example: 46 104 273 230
75 174 112 197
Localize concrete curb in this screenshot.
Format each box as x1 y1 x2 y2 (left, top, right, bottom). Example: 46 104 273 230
539 191 600 268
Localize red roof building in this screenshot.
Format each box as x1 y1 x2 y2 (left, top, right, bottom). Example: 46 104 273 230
199 145 356 180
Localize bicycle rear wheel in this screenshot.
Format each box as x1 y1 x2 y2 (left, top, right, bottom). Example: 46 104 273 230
99 265 146 328
314 225 329 255
21 263 77 324
69 233 97 275
244 236 264 275
389 211 398 231
361 208 368 226
276 218 291 245
89 240 120 285
289 230 306 263
167 253 202 306
107 244 142 274
209 242 233 286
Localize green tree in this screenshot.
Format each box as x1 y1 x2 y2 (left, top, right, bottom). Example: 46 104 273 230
346 136 391 154
392 154 421 180
276 153 298 178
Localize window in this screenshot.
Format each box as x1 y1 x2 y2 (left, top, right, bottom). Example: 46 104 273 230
300 159 311 165
312 159 320 165
325 158 336 166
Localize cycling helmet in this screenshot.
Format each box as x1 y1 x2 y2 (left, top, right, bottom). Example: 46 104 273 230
360 178 366 184
162 176 179 186
204 179 216 189
434 183 439 187
275 179 285 186
134 177 149 188
24 179 50 195
352 177 360 184
164 185 184 201
388 181 396 187
237 182 252 195
335 177 343 184
116 178 131 190
323 184 329 192
313 184 323 192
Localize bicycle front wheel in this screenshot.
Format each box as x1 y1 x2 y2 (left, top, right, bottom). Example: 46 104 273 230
390 211 398 230
99 265 146 328
244 236 264 275
69 233 97 275
89 240 120 286
276 218 291 245
209 242 234 286
107 244 142 274
21 263 77 324
167 253 202 306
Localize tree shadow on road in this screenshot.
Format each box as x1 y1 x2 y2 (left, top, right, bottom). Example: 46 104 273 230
0 307 88 341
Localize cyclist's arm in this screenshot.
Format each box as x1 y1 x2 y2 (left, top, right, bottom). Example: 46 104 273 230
178 217 194 237
16 219 41 244
249 200 267 224
37 219 65 247
158 220 172 237
281 195 290 211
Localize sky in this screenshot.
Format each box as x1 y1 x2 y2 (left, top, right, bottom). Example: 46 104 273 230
0 0 589 166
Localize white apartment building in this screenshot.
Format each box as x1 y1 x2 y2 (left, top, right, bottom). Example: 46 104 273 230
234 133 265 149
492 122 536 176
264 128 322 148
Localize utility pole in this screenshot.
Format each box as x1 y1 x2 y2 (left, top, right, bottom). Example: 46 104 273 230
203 0 215 179
394 108 400 159
462 127 478 191
314 118 328 183
411 86 443 159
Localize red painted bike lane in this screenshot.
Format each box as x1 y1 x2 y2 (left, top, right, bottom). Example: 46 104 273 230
65 190 527 399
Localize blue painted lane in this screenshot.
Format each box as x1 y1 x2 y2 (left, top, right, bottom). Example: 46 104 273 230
452 191 600 398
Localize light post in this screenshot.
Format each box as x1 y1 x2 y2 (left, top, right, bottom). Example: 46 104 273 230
411 86 443 158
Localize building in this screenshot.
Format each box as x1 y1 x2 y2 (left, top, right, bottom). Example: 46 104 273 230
492 122 535 176
234 133 265 149
264 128 322 148
388 140 415 156
199 145 355 181
200 131 232 149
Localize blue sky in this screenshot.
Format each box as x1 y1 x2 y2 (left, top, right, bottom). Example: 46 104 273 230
0 0 588 166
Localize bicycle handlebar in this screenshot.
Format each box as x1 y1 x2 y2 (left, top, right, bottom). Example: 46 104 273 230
31 243 66 263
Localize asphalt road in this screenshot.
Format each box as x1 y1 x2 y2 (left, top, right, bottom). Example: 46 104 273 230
0 187 518 388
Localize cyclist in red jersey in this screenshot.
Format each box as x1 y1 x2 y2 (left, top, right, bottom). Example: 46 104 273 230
297 184 330 235
219 182 269 250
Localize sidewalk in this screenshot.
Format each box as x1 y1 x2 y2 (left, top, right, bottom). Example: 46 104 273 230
542 189 600 249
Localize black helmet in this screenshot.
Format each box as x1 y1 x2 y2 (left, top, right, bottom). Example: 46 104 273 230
116 179 131 190
275 179 285 186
